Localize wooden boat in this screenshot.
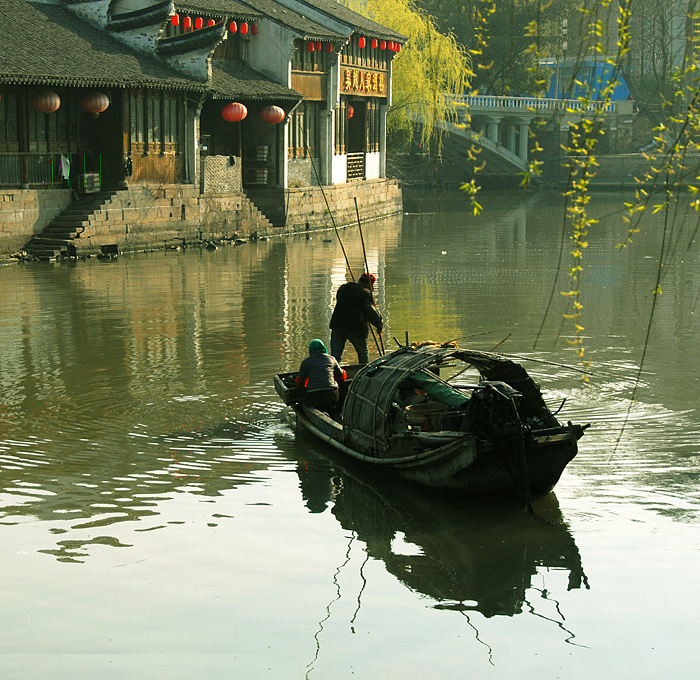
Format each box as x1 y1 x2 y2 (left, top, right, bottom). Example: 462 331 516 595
274 343 588 498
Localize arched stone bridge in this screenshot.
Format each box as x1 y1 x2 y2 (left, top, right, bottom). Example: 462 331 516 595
438 94 635 177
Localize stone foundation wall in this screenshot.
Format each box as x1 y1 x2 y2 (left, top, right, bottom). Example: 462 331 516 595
0 188 72 255
68 185 271 256
0 178 403 260
284 179 403 232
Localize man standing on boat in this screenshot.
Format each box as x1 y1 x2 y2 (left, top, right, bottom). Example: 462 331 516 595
329 272 383 364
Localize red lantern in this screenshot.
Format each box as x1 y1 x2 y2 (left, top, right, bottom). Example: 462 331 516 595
240 22 249 35
229 20 237 32
251 24 258 35
347 105 354 119
183 16 192 29
380 40 386 50
260 105 285 125
194 17 203 29
207 19 215 27
80 91 109 117
222 102 247 122
307 41 315 52
326 42 333 52
358 36 366 49
397 43 401 52
315 40 321 51
171 14 180 27
388 41 395 51
371 38 378 48
32 90 60 114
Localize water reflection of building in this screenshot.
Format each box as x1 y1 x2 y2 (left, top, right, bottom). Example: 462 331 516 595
297 457 588 619
0 245 296 563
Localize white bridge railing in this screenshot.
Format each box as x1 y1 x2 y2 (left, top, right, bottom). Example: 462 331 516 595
445 94 617 114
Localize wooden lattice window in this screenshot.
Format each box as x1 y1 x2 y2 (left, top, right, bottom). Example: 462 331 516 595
130 90 179 154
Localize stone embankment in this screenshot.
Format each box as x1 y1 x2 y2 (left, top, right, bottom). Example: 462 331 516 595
1 178 402 262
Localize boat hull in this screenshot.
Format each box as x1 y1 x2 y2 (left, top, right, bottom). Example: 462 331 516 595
293 401 580 494
275 345 587 497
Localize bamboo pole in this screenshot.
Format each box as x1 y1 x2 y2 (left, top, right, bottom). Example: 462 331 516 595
354 197 384 356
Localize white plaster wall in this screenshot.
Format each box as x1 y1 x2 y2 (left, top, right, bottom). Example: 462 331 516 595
246 21 295 86
111 0 147 14
365 151 380 180
274 0 352 37
116 25 165 55
63 0 111 27
332 154 347 184
166 48 212 81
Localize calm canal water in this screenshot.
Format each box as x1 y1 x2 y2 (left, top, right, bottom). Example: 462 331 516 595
1 189 699 679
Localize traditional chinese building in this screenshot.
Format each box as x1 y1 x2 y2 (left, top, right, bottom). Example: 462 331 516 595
0 0 405 259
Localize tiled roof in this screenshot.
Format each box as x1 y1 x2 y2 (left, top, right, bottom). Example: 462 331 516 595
157 21 227 56
238 0 345 41
0 0 205 90
176 0 262 21
211 60 301 101
286 0 406 42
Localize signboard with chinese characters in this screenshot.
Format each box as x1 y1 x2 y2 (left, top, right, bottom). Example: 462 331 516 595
340 68 387 97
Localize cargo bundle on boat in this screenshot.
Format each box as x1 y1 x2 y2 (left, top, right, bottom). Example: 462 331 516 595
275 343 588 497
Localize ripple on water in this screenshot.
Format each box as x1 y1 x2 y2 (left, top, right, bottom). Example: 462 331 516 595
0 414 297 561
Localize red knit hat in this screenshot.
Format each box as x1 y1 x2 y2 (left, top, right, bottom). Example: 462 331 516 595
359 272 376 285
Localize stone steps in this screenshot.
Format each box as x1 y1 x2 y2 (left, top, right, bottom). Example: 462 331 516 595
22 190 120 259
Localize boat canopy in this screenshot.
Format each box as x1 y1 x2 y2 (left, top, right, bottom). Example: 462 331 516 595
341 344 555 456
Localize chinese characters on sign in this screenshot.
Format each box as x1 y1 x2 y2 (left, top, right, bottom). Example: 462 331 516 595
341 68 387 96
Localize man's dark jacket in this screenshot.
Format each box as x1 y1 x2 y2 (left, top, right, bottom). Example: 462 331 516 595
329 282 382 338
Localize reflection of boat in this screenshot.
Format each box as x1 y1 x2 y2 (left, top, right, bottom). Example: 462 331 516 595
275 344 588 497
296 456 588 618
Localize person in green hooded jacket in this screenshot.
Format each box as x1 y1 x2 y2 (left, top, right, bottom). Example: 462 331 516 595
296 339 346 414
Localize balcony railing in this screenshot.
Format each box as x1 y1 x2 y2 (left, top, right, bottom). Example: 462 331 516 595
0 152 102 188
347 152 365 180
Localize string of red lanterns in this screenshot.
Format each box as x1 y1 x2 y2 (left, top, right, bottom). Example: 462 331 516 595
170 14 400 53
169 15 258 35
354 36 401 51
306 41 335 52
169 13 399 52
221 104 285 125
